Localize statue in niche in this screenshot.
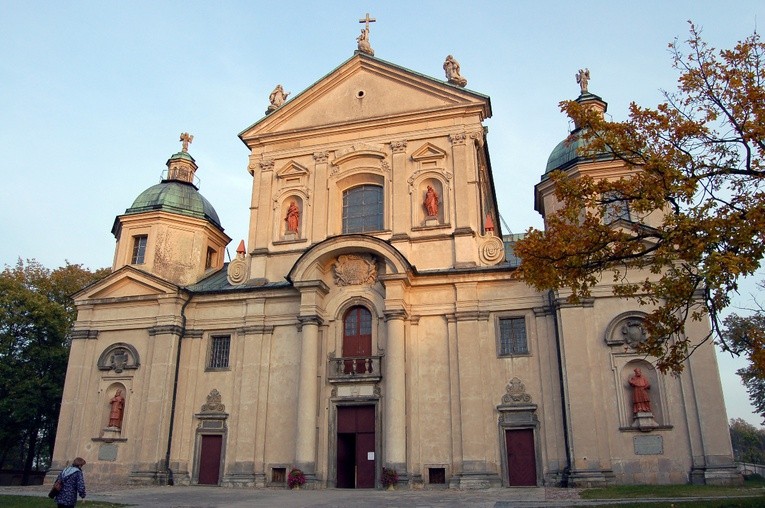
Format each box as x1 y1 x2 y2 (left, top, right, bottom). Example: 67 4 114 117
629 368 652 414
576 68 590 94
443 55 467 87
108 389 125 429
285 200 300 234
424 185 440 217
267 85 290 113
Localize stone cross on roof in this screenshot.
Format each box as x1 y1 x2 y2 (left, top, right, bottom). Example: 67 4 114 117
179 132 193 152
359 12 376 31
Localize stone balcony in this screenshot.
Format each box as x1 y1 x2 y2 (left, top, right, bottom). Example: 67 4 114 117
327 355 383 383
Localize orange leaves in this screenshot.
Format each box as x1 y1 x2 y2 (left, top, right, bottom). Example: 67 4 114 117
516 24 765 373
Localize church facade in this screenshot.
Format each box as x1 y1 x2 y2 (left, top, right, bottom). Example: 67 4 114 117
50 45 739 489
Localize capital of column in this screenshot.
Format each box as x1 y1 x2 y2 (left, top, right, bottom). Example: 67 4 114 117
449 132 467 145
389 140 408 153
259 159 275 172
297 315 324 331
71 329 99 340
148 324 184 337
313 151 329 163
384 309 408 322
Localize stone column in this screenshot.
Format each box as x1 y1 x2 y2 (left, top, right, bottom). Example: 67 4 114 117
311 151 329 240
131 323 183 484
384 309 407 475
293 279 328 479
295 315 322 476
389 140 408 234
449 132 478 267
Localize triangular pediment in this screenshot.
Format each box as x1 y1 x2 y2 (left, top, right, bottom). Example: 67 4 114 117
240 53 491 141
75 266 180 301
411 142 447 161
276 160 309 178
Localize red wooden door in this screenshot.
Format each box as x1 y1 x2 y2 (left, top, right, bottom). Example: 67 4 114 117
343 307 372 373
337 405 376 488
198 435 222 485
506 429 536 486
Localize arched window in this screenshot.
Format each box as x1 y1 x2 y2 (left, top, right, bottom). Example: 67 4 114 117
343 306 372 373
342 185 383 233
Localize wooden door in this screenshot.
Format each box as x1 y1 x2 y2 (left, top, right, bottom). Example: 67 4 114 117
337 405 376 488
343 307 372 373
198 435 222 485
505 429 536 486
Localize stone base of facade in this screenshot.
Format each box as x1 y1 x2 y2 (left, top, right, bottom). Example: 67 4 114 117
449 472 503 489
221 472 257 487
690 466 743 486
567 469 615 488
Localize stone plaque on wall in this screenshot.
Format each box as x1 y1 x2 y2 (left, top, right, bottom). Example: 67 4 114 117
98 443 118 461
633 435 663 455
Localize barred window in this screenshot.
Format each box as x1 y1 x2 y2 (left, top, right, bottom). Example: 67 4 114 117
342 185 383 233
131 235 148 264
498 317 528 356
208 335 231 369
602 191 631 223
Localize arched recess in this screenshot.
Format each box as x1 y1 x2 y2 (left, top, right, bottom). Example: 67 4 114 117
621 359 665 428
414 176 447 225
287 234 413 285
103 382 127 432
329 144 390 236
274 193 306 241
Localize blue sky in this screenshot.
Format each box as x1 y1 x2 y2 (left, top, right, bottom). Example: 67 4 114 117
2 1 764 426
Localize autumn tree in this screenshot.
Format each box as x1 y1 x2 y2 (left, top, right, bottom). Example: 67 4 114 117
0 259 108 484
515 23 765 374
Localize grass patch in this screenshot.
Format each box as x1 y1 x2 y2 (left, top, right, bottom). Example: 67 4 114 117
580 500 765 508
0 495 125 508
580 479 765 500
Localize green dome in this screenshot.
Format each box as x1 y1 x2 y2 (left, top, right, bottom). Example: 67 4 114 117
125 180 222 228
543 129 612 178
544 133 586 175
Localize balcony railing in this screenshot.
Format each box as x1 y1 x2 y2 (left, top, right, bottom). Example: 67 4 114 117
327 355 383 383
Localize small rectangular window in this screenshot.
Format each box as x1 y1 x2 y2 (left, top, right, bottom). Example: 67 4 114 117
428 467 446 484
205 247 216 269
131 235 148 264
498 317 528 356
271 467 286 484
208 335 231 369
602 191 631 223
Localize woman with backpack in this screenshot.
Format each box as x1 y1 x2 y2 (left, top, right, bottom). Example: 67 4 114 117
52 457 87 508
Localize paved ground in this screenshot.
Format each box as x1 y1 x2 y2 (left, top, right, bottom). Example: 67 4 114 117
2 483 579 507
0 482 759 507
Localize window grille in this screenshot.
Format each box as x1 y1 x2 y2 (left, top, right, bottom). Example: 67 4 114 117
498 318 528 356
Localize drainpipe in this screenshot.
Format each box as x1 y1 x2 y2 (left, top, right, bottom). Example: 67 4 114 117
165 293 191 485
549 290 572 487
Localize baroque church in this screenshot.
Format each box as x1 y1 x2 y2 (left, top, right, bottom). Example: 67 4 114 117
50 22 739 489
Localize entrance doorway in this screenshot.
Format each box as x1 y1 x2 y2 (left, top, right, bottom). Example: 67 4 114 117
336 405 376 488
198 435 222 485
505 429 536 486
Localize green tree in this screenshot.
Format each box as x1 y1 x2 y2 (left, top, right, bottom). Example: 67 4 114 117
723 307 765 423
0 260 108 484
515 23 765 374
730 417 765 463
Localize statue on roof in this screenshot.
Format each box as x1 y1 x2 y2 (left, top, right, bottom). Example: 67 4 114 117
576 68 590 94
267 85 290 114
356 12 375 56
444 55 467 87
179 132 193 152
